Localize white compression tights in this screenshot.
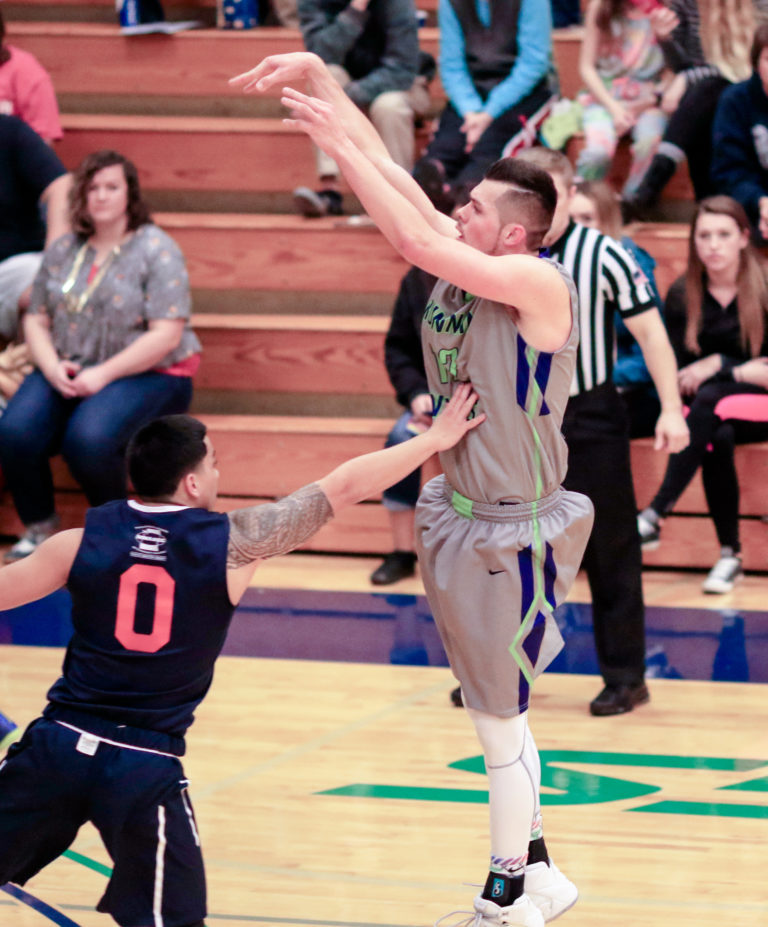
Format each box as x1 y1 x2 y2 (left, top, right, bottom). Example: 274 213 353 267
465 707 542 868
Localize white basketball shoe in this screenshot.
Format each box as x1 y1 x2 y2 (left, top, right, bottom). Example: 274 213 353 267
436 893 545 927
524 861 578 921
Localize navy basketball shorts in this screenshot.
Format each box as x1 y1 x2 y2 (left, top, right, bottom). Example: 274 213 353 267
0 717 206 927
415 475 594 717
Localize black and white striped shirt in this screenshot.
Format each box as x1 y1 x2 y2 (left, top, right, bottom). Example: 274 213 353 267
547 222 656 397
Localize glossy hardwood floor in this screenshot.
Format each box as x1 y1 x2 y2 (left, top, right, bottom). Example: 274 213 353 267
2 557 768 927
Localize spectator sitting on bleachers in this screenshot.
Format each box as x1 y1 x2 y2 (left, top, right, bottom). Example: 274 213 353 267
413 0 556 213
292 0 433 218
0 115 70 346
0 8 62 144
623 0 758 220
569 178 661 437
637 196 768 593
576 0 671 194
711 22 768 241
0 149 201 563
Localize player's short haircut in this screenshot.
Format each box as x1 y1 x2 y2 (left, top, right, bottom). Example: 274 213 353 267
514 147 575 189
483 157 557 250
127 415 208 499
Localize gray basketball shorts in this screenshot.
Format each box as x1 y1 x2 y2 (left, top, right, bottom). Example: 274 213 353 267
415 475 594 717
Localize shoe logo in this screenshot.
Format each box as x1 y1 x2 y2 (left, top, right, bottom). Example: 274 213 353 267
131 525 169 562
489 569 505 575
492 878 505 898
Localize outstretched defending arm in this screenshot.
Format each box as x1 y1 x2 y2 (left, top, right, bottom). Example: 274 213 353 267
230 52 455 235
225 384 484 600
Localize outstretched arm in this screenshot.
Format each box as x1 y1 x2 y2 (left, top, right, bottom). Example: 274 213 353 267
268 85 570 347
225 383 484 602
229 52 455 236
0 529 82 610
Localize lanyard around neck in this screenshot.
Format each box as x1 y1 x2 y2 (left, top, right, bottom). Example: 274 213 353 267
61 242 121 314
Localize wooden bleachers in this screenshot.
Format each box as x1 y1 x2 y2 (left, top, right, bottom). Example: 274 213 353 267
2 8 767 572
6 22 583 108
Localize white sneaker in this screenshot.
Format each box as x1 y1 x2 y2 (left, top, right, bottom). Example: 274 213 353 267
702 548 743 594
436 894 544 927
4 515 61 563
524 861 578 922
637 512 661 550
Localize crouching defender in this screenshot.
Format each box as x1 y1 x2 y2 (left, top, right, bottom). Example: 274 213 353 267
230 51 595 927
0 388 482 927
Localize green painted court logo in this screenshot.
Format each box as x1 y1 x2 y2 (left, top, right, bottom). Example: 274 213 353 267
318 750 768 819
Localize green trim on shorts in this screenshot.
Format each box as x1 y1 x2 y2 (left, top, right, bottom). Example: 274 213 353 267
451 490 475 519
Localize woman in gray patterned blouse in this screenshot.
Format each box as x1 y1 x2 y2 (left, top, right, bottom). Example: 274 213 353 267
0 149 201 561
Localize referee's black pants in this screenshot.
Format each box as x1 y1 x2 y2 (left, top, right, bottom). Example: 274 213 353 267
562 383 646 688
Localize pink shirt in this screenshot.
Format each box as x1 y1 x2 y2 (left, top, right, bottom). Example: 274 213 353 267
0 45 63 141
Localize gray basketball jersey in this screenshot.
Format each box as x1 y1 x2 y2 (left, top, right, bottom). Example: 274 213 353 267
421 259 580 505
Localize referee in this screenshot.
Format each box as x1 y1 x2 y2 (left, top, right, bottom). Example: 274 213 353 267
519 148 689 716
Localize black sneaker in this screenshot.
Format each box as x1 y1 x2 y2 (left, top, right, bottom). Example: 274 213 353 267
293 187 344 218
449 685 463 707
370 551 416 585
589 682 650 716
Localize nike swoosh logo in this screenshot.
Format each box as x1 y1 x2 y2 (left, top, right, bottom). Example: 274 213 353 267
488 569 505 575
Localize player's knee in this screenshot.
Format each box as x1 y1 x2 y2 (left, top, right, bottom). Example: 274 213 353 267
466 707 527 767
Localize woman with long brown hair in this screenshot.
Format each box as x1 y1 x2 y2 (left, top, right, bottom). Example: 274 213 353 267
0 149 201 561
638 196 768 591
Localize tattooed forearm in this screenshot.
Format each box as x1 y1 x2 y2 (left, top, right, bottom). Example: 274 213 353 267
227 483 333 568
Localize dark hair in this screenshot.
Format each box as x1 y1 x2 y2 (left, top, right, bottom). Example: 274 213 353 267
594 0 628 32
70 150 151 238
684 196 768 357
127 415 208 500
0 10 9 67
751 22 768 70
483 157 558 250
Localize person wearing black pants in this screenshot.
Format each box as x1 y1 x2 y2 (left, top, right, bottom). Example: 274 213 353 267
562 384 647 697
518 147 689 717
627 73 731 212
422 80 555 203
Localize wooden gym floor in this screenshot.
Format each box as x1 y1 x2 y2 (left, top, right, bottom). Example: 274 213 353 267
1 556 768 927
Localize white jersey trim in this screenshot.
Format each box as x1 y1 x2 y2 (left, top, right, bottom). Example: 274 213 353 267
154 805 167 927
128 500 189 514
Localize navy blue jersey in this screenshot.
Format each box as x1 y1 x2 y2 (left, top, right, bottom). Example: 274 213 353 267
45 500 234 740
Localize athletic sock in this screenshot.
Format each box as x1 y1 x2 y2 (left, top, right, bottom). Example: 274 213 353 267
527 836 549 867
483 868 525 906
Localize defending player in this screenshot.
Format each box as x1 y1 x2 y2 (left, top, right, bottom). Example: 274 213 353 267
230 52 599 927
0 390 482 927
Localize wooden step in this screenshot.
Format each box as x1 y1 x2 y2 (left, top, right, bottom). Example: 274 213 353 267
155 212 410 293
7 23 583 109
6 23 442 105
193 313 391 395
57 114 320 194
151 212 689 299
631 438 768 517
